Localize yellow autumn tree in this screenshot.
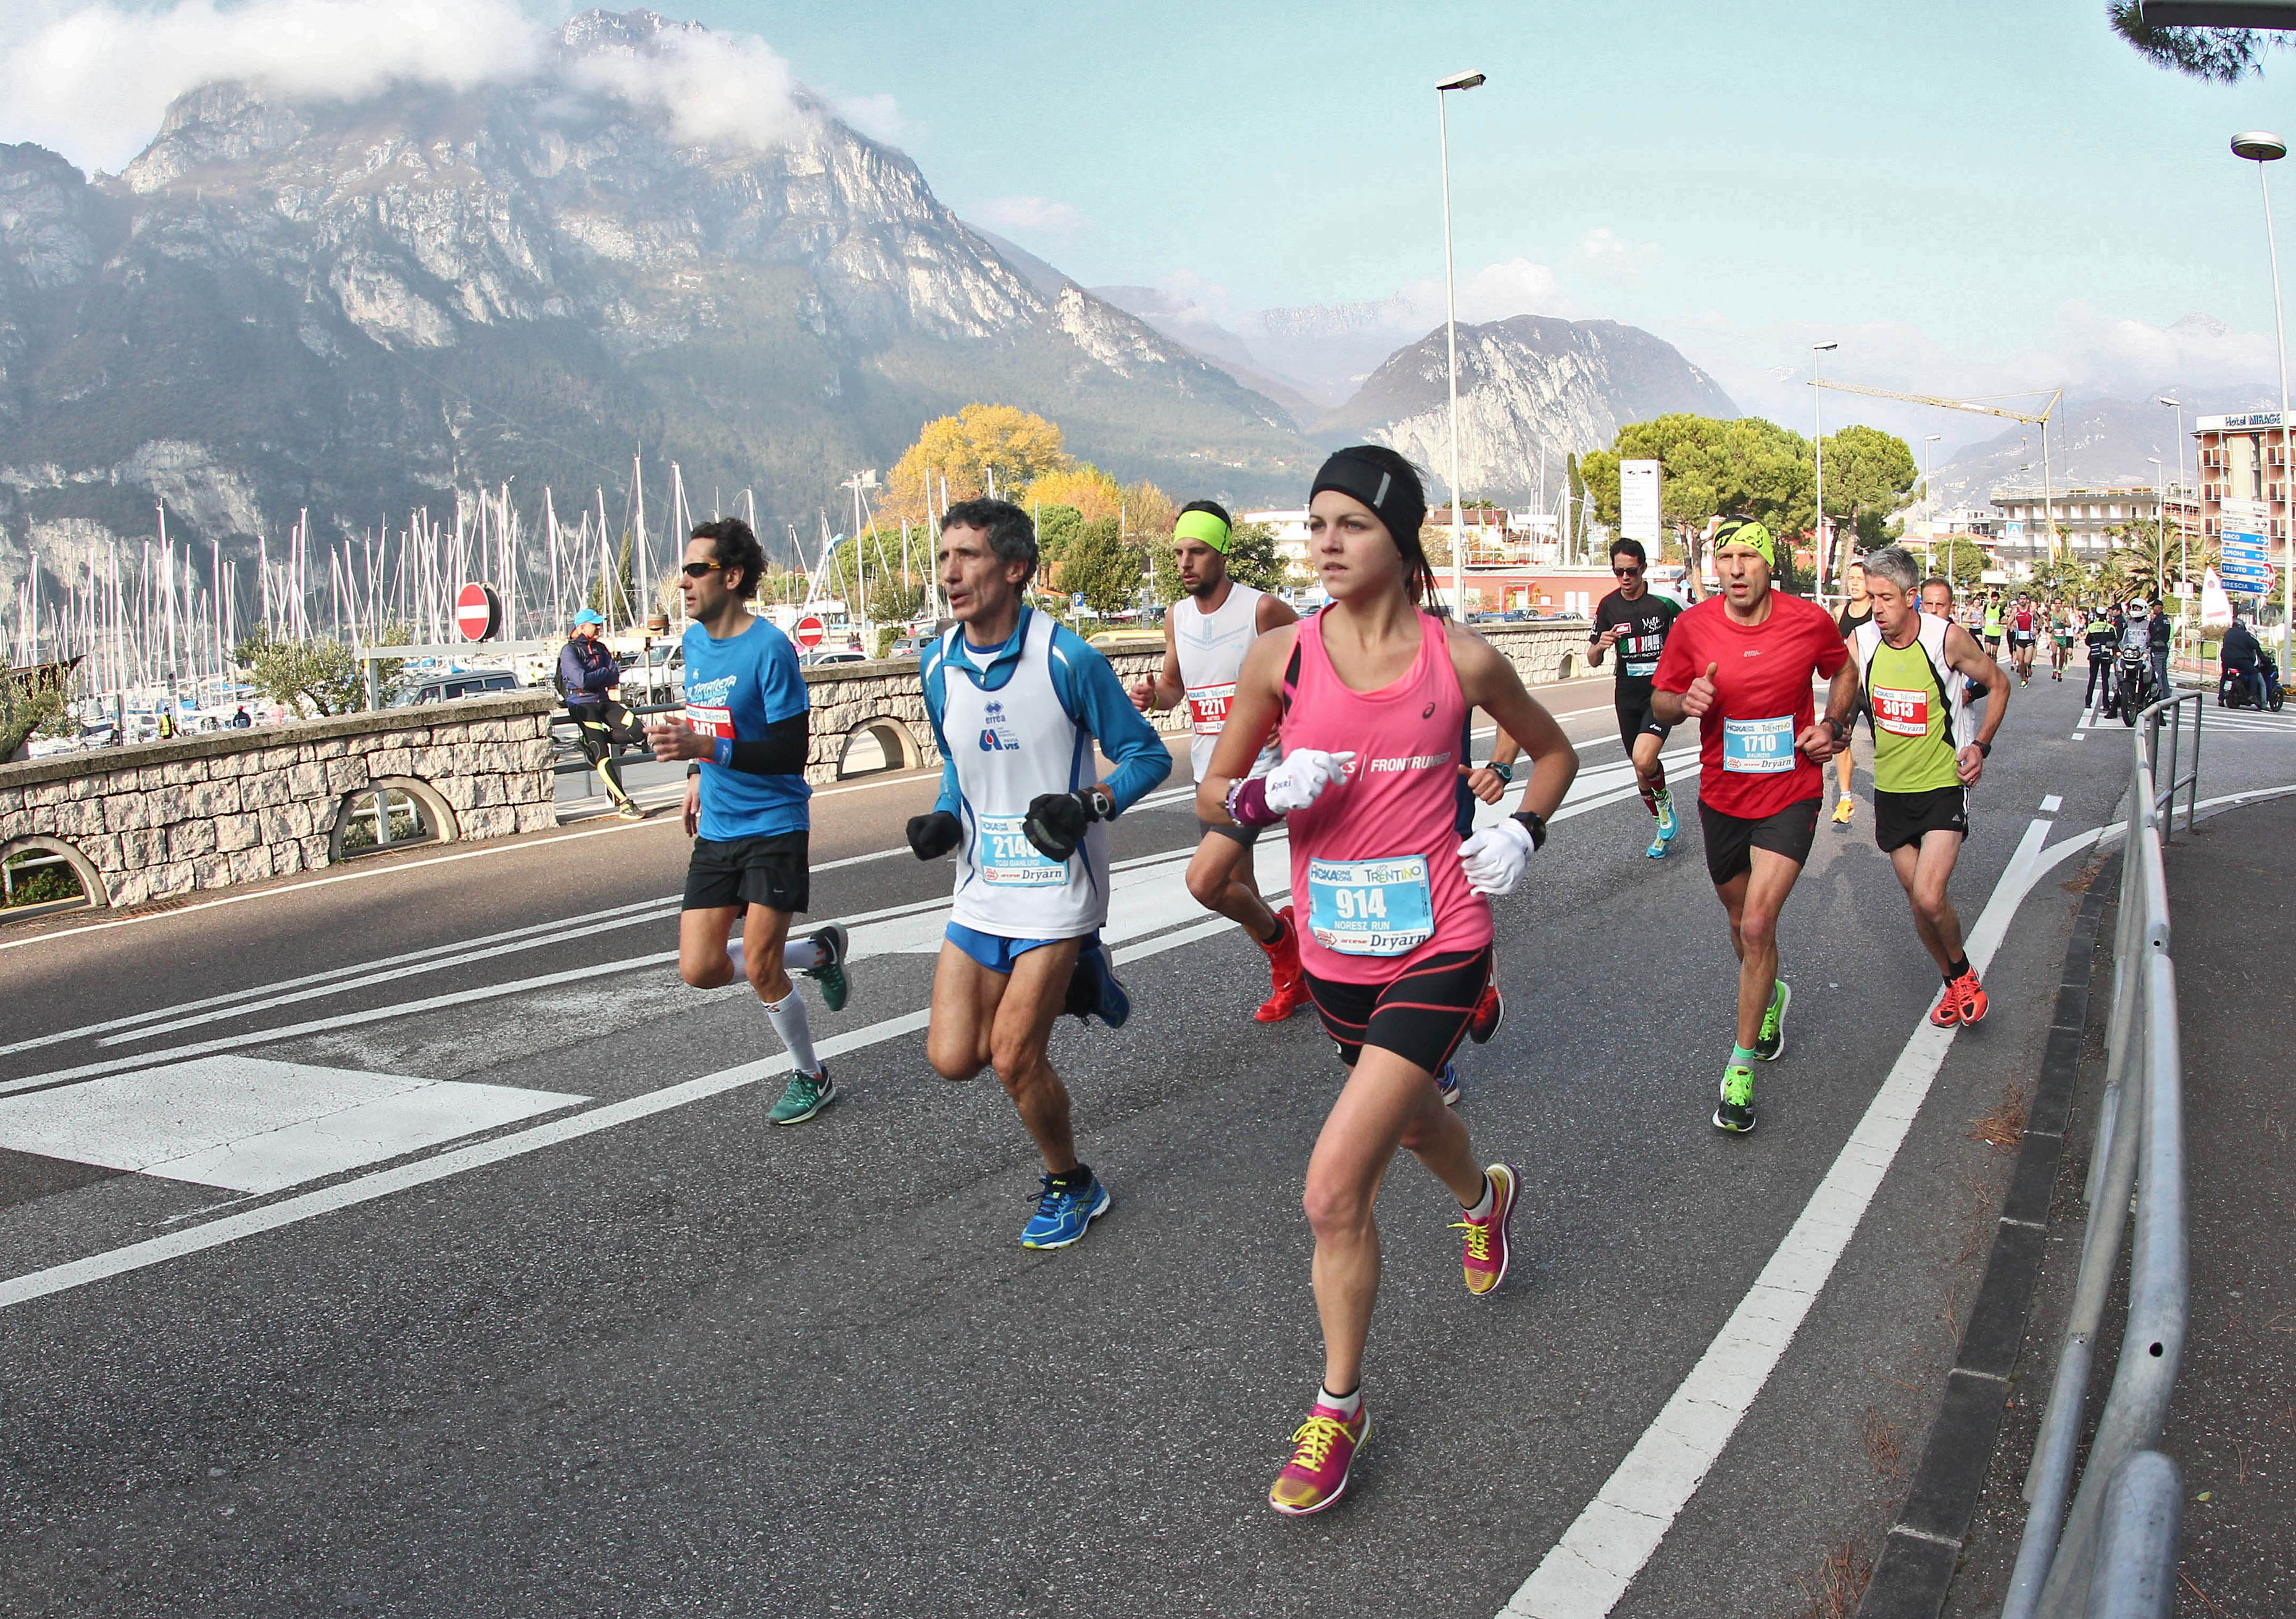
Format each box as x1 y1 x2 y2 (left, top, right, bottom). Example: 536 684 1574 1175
884 404 1068 526
1022 464 1127 526
1123 479 1176 545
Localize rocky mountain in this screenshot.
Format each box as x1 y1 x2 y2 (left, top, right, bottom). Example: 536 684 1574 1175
0 9 1319 609
1316 315 1739 501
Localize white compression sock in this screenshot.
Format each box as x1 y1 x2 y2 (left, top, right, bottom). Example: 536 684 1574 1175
725 938 745 977
1461 1173 1495 1220
763 991 819 1076
1319 1384 1363 1417
782 934 827 971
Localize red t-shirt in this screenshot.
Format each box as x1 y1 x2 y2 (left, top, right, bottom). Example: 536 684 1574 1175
1653 592 1849 819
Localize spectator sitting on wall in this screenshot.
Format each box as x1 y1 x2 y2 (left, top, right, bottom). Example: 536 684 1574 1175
559 610 644 822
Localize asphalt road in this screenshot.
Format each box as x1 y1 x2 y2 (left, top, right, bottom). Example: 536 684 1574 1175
3 665 2291 1618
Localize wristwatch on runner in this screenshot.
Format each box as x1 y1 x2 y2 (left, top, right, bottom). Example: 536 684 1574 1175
1487 759 1514 784
1511 809 1547 849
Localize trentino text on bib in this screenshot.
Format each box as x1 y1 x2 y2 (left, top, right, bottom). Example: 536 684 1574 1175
1306 856 1436 956
684 703 733 740
1186 682 1234 737
1722 715 1795 773
1871 685 1929 737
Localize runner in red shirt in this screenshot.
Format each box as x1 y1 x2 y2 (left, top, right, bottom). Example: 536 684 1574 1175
1652 515 1860 1133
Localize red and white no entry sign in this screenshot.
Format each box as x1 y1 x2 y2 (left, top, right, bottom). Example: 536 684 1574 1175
792 615 826 649
455 582 501 642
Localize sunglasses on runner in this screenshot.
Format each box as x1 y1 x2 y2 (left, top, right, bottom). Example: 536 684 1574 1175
680 560 724 578
1613 564 1643 577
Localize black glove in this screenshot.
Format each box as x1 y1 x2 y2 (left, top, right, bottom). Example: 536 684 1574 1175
1023 789 1104 862
907 810 961 861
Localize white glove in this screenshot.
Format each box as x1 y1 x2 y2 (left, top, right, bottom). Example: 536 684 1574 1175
1264 749 1356 814
1458 818 1537 896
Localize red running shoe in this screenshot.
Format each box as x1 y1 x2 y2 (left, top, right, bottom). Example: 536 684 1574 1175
1268 1397 1370 1516
1929 978 1965 1027
1955 969 1988 1025
1455 1163 1520 1296
1255 904 1310 1023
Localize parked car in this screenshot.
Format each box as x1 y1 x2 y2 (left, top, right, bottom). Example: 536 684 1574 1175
802 649 870 668
398 669 523 707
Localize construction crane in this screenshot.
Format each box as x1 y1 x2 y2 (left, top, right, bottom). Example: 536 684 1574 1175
1811 380 2066 560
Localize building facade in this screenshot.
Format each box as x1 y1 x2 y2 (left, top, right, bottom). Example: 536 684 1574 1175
2192 412 2290 548
1986 485 2163 560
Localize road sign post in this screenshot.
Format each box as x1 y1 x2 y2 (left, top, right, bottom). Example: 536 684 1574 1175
455 583 502 643
792 615 826 651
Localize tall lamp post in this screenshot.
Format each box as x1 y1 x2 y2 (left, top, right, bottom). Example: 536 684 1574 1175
1923 433 1943 565
2234 130 2295 667
1812 340 1839 594
2148 456 2166 607
1437 70 1486 618
2160 397 2187 638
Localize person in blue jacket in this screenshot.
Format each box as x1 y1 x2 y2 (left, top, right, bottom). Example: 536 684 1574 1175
559 609 642 820
907 498 1171 1249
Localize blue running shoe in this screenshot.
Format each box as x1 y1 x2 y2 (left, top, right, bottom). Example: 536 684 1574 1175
1645 825 1669 860
1655 791 1679 843
1068 943 1130 1028
1434 1062 1463 1107
1021 1170 1110 1249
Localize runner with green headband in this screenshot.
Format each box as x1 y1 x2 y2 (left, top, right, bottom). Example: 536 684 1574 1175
1133 500 1307 1022
1652 514 1858 1133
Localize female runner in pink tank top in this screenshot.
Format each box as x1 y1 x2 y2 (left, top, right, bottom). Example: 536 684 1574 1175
1196 446 1578 1516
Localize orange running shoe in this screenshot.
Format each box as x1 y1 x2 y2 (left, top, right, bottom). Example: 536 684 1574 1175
1929 978 1965 1028
1955 969 1988 1025
1255 904 1310 1023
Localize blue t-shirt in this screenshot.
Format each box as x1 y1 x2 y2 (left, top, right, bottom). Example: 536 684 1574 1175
681 617 811 841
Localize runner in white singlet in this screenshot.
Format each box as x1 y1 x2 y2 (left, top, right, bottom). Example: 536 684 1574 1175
1131 501 1307 1023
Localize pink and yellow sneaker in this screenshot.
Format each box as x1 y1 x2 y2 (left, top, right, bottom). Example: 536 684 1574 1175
1267 1397 1370 1516
1455 1163 1519 1296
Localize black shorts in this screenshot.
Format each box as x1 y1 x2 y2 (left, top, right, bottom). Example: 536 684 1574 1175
1196 816 1262 847
1699 799 1820 886
683 832 811 914
1874 785 1969 854
1304 946 1492 1076
1614 685 1673 755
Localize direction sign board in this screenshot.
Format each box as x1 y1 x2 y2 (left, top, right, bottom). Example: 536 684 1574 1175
1620 460 1662 543
792 615 827 649
455 582 500 642
2220 531 2273 594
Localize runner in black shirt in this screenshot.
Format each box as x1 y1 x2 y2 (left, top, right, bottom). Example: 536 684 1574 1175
2083 610 2118 717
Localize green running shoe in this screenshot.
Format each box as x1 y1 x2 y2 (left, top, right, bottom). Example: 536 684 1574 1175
801 923 849 1012
768 1065 836 1126
1752 979 1790 1062
1713 1064 1757 1134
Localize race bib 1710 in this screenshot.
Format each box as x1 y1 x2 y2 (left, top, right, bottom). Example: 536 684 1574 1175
1721 715 1795 773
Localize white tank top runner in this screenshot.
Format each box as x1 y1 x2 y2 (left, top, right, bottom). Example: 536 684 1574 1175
938 612 1111 941
1173 583 1279 783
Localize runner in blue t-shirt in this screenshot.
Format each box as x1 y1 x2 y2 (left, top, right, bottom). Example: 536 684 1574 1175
647 517 855 1127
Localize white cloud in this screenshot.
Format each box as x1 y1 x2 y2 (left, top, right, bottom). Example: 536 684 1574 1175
1578 227 1657 283
1386 257 1576 330
567 26 805 154
831 93 909 146
0 0 539 173
970 194 1090 244
0 1 845 175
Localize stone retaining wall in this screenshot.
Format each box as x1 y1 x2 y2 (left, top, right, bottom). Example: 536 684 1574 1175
0 693 556 910
798 623 1589 783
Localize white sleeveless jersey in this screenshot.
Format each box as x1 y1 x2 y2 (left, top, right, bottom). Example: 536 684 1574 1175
1173 583 1280 783
1852 612 1974 749
939 612 1111 939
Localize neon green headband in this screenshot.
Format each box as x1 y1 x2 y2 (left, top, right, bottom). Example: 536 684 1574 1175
1174 509 1233 555
1713 517 1774 567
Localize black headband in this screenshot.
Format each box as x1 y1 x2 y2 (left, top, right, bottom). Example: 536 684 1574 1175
1311 451 1425 549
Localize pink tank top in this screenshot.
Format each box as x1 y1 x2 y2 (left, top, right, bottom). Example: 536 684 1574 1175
1283 609 1491 983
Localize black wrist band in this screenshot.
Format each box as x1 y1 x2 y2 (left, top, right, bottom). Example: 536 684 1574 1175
1511 810 1547 850
1975 740 1992 757
686 762 700 778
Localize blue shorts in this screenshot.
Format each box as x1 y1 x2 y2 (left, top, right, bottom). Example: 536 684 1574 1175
944 922 1096 975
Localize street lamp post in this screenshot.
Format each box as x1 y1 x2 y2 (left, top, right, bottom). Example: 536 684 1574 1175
2234 130 2295 667
2148 456 2166 607
1437 70 1486 619
2160 397 2187 639
1923 433 1943 565
1813 340 1839 594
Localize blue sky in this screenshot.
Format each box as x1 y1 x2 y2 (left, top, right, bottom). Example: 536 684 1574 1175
2 1 2292 445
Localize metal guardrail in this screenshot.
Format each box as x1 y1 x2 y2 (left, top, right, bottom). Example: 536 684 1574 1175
2001 697 2194 1619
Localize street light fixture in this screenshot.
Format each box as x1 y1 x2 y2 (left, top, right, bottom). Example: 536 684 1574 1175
1437 70 1486 617
1812 341 1839 594
2160 397 2190 653
2233 130 2296 667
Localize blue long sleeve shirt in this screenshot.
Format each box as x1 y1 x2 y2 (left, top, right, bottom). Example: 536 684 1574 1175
920 609 1170 817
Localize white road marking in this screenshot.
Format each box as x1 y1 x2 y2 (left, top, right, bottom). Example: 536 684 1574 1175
0 1056 584 1196
1500 815 2096 1618
2040 794 2062 812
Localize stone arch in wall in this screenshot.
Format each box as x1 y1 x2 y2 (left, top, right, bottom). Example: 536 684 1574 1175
836 716 925 779
327 776 460 864
0 834 107 911
1556 651 1576 681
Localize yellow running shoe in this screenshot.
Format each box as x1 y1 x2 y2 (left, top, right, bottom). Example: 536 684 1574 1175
1831 794 1855 826
1268 1399 1370 1516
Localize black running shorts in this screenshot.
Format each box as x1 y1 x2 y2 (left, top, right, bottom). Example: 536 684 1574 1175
1196 815 1262 848
1614 685 1673 756
1304 946 1492 1076
1699 798 1820 886
683 832 810 914
1874 785 1969 854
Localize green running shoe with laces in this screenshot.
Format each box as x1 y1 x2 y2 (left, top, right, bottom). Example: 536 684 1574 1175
801 923 849 1013
768 1065 836 1126
1752 979 1790 1062
1713 1064 1756 1133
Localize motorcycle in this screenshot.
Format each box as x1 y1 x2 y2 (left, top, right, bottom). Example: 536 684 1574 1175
2219 649 2286 712
2116 644 2155 726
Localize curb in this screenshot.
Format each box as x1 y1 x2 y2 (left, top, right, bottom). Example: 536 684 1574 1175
1855 878 2113 1618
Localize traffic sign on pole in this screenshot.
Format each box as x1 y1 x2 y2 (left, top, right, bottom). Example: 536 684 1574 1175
455 583 501 642
792 615 826 649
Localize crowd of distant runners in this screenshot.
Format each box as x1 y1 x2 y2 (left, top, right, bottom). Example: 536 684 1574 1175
624 446 2052 1516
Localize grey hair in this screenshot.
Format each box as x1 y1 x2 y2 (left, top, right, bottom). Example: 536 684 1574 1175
1862 544 1920 595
